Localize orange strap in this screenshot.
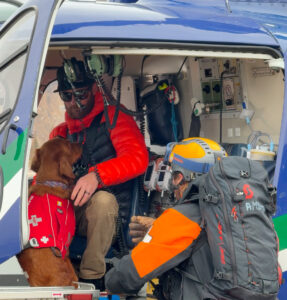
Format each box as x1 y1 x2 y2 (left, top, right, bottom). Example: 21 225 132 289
131 208 201 278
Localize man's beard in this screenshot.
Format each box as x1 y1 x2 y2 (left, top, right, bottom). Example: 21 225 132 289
67 99 94 119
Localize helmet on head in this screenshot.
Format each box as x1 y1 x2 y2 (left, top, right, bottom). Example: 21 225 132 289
166 137 227 181
54 57 94 92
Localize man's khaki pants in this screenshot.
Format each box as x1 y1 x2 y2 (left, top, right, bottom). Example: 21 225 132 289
75 190 118 279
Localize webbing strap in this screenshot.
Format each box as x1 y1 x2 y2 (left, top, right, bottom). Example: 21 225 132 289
174 267 202 284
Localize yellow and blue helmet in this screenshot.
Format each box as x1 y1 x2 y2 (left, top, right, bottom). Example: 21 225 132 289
165 137 227 181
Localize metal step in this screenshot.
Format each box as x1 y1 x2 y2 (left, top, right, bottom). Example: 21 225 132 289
0 283 99 299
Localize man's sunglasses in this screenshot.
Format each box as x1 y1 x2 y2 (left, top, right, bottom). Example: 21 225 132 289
59 87 91 102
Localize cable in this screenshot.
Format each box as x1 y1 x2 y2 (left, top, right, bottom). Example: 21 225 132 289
176 56 188 79
247 131 274 152
83 54 169 117
97 74 168 117
104 75 121 130
219 70 231 144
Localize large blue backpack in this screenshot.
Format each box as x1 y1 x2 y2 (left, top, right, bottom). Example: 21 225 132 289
198 156 282 300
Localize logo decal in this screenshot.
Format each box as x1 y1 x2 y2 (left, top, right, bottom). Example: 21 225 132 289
29 215 42 227
243 184 254 200
245 201 265 213
40 236 49 244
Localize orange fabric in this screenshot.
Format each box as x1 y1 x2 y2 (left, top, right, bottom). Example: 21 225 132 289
131 208 201 278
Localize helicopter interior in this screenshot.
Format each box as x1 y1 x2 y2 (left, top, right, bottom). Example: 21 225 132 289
26 45 284 261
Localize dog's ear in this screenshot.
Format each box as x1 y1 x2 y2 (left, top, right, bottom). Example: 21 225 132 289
31 149 41 172
59 157 75 180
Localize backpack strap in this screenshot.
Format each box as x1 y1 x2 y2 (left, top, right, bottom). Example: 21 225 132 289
267 185 277 214
174 267 202 284
174 231 209 284
181 194 200 204
174 268 234 285
178 182 194 205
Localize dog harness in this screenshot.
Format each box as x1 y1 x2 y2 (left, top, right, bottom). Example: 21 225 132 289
28 193 75 258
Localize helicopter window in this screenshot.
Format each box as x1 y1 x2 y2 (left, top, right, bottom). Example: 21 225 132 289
0 2 21 24
29 80 65 168
0 10 35 131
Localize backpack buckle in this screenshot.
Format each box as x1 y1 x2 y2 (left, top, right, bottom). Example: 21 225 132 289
215 272 224 279
205 194 219 204
233 191 245 202
215 272 232 281
267 185 277 198
240 170 249 178
267 185 277 212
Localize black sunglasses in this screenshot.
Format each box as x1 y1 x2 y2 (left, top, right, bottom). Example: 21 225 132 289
59 87 91 102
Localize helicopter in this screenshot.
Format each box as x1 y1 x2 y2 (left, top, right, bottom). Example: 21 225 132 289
0 0 286 298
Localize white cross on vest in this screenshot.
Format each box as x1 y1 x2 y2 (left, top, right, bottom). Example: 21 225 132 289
40 236 49 244
29 215 42 227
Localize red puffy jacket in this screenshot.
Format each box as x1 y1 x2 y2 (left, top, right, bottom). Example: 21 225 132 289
50 91 149 187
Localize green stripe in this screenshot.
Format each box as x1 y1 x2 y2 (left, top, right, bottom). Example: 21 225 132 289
274 214 287 251
0 129 27 186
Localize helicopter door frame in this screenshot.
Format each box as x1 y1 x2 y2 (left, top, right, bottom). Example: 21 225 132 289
0 0 63 265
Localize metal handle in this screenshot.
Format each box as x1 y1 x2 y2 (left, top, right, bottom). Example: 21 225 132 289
1 124 17 155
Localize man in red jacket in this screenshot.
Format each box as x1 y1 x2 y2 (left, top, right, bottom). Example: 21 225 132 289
50 58 149 289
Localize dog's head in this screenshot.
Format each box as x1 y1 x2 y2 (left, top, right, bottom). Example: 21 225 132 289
31 138 82 185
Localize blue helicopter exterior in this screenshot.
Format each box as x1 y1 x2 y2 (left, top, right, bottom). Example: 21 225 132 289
52 0 279 47
0 0 286 297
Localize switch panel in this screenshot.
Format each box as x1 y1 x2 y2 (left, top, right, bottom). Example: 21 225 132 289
198 58 243 114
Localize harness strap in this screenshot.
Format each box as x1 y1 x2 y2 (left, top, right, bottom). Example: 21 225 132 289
174 267 202 284
178 182 194 205
51 247 62 258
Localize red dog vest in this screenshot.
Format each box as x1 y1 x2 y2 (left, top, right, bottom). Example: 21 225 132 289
28 193 75 258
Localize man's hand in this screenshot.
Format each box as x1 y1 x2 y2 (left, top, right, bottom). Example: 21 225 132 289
71 172 98 206
129 216 155 245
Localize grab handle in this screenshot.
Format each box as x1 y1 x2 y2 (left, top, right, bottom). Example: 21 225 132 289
1 124 18 155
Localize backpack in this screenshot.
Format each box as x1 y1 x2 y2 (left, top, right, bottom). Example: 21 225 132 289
198 156 282 300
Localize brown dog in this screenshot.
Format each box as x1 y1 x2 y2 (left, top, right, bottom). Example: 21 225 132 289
17 138 82 287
